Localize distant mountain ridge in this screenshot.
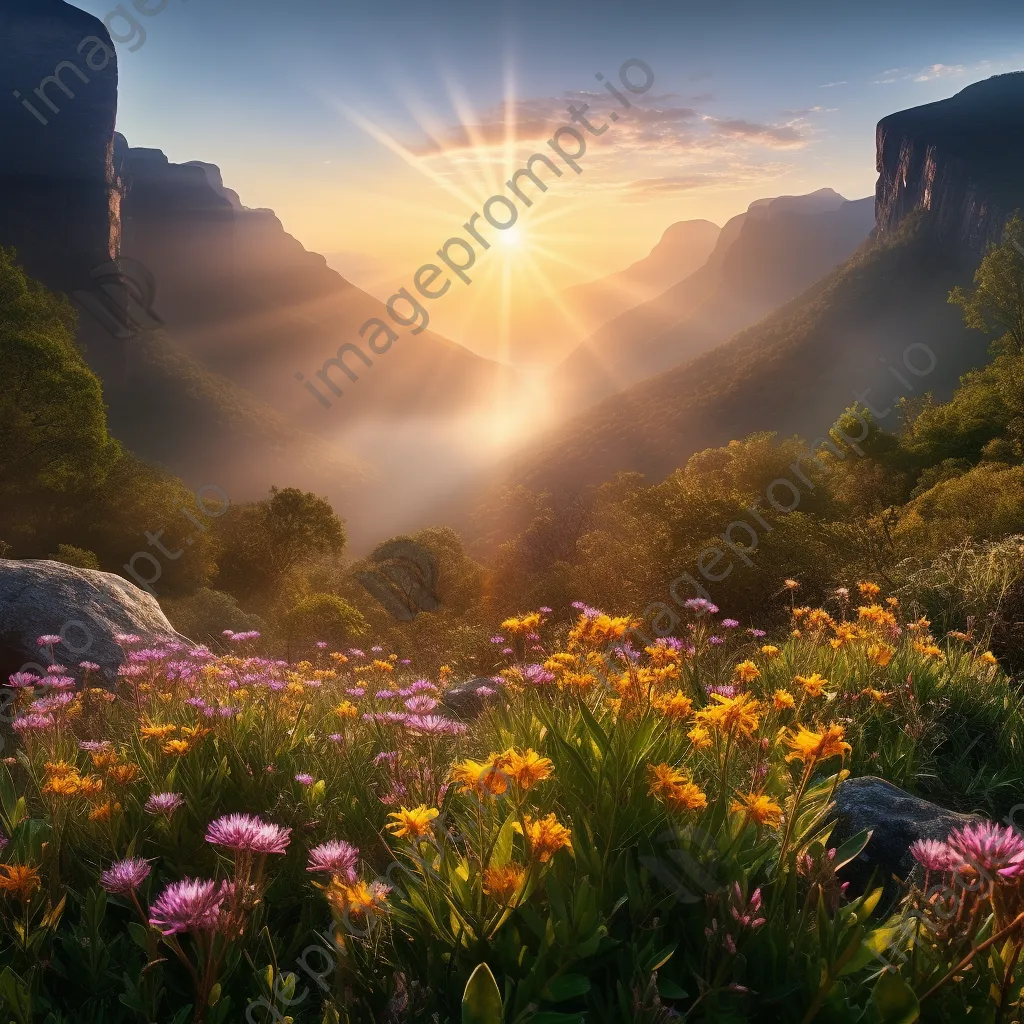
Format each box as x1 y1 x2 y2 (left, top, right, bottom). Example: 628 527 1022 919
551 188 875 413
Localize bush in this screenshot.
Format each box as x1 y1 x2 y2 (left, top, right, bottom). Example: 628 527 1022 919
48 544 100 570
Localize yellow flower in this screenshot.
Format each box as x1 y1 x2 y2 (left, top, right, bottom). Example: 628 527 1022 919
647 763 689 801
795 673 827 698
913 642 943 660
501 613 542 635
861 687 889 704
0 864 40 901
451 757 509 797
78 776 104 798
43 772 82 796
948 631 971 642
805 609 836 631
694 693 762 740
334 700 358 720
654 690 694 721
730 791 783 828
568 613 637 650
773 689 796 711
734 660 761 683
857 581 881 599
371 660 394 673
858 605 897 629
482 863 526 903
517 813 573 863
504 749 554 790
107 763 140 785
785 724 852 765
327 879 389 920
140 723 177 741
89 800 117 822
162 739 191 756
91 751 118 771
43 760 77 777
761 645 780 659
866 643 894 667
980 651 998 666
386 805 439 840
687 724 713 750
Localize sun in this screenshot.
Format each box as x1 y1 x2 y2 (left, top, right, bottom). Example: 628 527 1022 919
498 226 523 247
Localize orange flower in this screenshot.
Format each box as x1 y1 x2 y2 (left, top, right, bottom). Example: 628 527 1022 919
785 724 852 765
857 581 881 599
162 739 191 756
334 700 358 719
107 763 140 785
687 724 713 750
730 791 783 828
504 749 554 790
795 673 827 698
773 689 796 711
0 864 40 901
980 651 999 666
866 643 894 667
647 763 689 801
517 813 573 863
90 751 118 771
451 757 509 797
140 723 177 741
654 690 694 721
664 782 708 813
89 799 119 822
501 613 542 636
328 879 389 920
761 645 780 659
482 863 526 903
695 693 762 740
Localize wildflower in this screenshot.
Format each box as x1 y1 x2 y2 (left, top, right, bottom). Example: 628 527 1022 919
695 693 762 740
43 772 82 796
403 695 438 714
0 864 41 901
733 661 760 684
501 613 542 635
483 863 526 903
36 634 63 647
730 792 783 828
761 645 780 659
12 713 55 733
867 643 894 667
857 582 881 599
859 604 897 629
307 840 359 881
948 822 1024 881
107 763 141 785
647 763 689 801
773 689 796 711
162 739 191 756
783 579 799 590
140 723 177 741
206 814 291 854
980 651 999 666
687 724 713 750
294 773 315 786
722 619 740 629
146 792 185 816
451 757 509 797
386 805 439 840
100 858 151 895
909 839 960 874
655 690 694 720
785 724 852 765
149 878 227 935
795 673 827 698
327 879 390 920
504 749 554 790
517 813 573 862
861 687 889 704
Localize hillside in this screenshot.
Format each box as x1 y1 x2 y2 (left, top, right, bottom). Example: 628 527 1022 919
551 189 875 413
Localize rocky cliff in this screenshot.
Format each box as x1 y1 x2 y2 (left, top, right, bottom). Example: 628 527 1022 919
0 0 119 292
876 72 1024 252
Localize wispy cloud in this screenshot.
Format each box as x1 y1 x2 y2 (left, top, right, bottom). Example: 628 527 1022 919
819 81 847 89
873 62 967 84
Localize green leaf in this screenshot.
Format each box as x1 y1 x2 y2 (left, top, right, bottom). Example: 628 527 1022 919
870 970 920 1024
462 963 503 1024
831 829 872 872
542 975 591 1002
657 979 689 1000
0 967 32 1024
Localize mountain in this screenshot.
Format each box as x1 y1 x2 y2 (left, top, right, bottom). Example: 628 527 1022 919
876 72 1024 253
557 219 720 335
550 189 876 413
465 74 1024 510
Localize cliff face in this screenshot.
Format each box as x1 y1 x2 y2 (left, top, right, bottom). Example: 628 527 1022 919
0 0 119 292
876 72 1024 253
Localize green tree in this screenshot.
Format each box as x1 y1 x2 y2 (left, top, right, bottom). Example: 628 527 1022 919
284 593 367 658
217 486 346 600
949 213 1024 353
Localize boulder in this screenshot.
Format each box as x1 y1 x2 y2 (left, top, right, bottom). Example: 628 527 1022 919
829 775 983 898
439 677 501 720
0 558 190 686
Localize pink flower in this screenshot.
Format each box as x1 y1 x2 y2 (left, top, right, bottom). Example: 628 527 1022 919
36 635 62 647
909 839 960 873
146 792 185 816
294 773 314 786
306 840 359 881
101 857 151 895
148 878 227 935
205 813 291 854
403 695 437 714
948 821 1024 881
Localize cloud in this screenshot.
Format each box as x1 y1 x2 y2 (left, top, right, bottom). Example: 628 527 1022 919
781 105 834 117
912 63 966 81
819 81 847 89
704 117 808 149
616 162 792 199
872 62 967 84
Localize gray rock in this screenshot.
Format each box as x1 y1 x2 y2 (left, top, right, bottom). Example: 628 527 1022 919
0 559 190 686
829 776 983 898
439 677 501 720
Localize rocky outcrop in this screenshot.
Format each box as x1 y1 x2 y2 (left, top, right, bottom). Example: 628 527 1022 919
0 0 119 292
876 72 1024 253
0 559 189 686
829 776 983 898
440 677 501 720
